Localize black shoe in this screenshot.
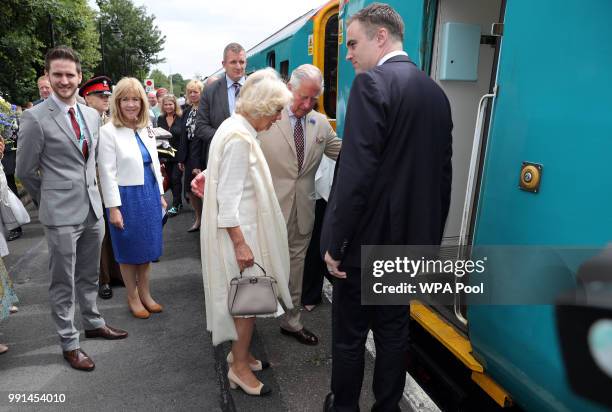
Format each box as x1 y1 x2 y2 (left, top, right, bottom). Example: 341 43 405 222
324 393 336 412
7 228 22 241
98 284 112 299
280 327 319 345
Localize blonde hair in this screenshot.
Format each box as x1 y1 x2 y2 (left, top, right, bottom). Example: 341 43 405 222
160 94 182 117
235 68 292 118
110 77 150 129
185 79 204 108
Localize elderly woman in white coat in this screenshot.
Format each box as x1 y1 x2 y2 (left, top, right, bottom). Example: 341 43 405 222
201 68 293 396
98 77 166 319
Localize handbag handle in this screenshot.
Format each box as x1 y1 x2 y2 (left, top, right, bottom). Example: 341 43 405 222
239 262 267 277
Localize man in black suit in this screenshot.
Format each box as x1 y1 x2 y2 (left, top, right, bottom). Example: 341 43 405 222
194 42 246 170
321 4 453 411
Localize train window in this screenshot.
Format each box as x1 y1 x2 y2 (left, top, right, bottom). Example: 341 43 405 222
280 60 289 81
267 51 276 69
323 14 338 118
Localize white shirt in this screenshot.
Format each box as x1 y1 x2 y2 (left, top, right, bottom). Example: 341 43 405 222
377 50 408 66
287 107 309 159
51 93 89 149
226 74 246 114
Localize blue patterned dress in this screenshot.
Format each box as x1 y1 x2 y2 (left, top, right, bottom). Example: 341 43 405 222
0 256 18 321
107 132 162 264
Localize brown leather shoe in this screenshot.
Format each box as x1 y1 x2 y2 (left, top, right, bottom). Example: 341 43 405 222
84 324 128 340
63 349 95 371
280 327 319 346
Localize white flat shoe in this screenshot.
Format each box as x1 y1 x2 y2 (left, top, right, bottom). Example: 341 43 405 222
227 367 271 396
226 352 270 371
9 306 18 314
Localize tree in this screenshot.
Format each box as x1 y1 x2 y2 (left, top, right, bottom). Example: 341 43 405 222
0 0 101 105
96 0 165 83
149 69 169 90
170 73 187 97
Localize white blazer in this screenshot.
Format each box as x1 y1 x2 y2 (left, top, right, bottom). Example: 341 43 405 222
98 122 164 207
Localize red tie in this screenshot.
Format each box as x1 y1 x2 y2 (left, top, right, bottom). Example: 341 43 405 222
68 107 88 160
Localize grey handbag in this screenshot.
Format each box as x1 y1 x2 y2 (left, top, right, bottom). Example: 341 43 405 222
228 262 278 316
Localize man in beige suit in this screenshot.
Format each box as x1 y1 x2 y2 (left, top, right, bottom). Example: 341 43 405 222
259 64 341 345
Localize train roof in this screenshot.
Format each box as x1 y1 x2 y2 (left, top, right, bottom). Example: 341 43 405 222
246 8 318 58
207 1 332 78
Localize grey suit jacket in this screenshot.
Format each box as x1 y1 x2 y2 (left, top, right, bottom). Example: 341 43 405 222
16 97 103 226
194 77 230 168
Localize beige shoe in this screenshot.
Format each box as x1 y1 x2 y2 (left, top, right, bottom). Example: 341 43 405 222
227 367 271 396
0 344 9 354
226 352 270 371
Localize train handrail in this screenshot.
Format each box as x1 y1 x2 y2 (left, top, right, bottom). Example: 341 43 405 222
454 91 496 326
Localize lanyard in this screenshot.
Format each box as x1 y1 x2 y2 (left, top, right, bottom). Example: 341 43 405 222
72 107 87 146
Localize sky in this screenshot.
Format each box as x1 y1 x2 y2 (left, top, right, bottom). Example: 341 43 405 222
90 0 327 79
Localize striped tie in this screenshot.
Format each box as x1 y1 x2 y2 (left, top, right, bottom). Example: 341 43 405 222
233 82 241 98
294 117 304 172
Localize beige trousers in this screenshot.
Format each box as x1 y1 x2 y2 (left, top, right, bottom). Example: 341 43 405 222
279 202 312 332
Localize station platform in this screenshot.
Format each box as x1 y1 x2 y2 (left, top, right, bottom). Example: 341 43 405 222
0 201 416 411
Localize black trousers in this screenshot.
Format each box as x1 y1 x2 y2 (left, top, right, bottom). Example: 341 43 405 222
164 162 183 207
6 174 18 197
301 199 330 305
331 267 410 412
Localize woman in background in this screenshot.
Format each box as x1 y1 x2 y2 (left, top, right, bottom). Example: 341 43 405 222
177 80 204 232
157 94 183 217
98 77 166 319
0 138 18 353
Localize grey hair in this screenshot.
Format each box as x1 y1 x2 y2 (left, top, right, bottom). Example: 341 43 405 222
288 64 324 96
235 68 293 118
223 42 245 61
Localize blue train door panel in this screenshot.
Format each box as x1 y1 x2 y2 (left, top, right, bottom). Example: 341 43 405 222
336 0 429 138
469 1 612 411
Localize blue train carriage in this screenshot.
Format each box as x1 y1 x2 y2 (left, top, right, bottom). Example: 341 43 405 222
245 0 340 128
337 1 612 411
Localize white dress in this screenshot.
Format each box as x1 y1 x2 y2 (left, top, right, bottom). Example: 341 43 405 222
217 137 265 278
201 114 292 345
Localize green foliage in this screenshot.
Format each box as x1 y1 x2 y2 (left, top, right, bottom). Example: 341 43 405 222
96 0 166 83
0 0 101 105
170 73 187 97
149 69 169 89
147 70 187 97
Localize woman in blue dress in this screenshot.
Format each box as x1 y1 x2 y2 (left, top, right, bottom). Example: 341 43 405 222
98 77 166 319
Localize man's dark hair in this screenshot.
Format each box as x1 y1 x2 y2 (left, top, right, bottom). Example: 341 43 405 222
347 3 404 43
44 46 82 73
223 42 245 61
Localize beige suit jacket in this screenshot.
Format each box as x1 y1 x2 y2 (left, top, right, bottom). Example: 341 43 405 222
259 108 341 235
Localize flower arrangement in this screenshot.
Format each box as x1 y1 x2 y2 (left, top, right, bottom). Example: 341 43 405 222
0 95 18 139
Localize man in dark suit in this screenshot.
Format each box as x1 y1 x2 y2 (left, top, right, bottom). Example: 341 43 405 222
194 42 246 171
321 4 453 411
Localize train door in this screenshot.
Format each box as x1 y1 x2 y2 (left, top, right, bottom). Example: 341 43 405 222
427 0 505 328
313 2 339 126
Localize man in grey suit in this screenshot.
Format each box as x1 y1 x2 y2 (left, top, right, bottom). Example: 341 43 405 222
194 42 247 171
17 46 128 372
